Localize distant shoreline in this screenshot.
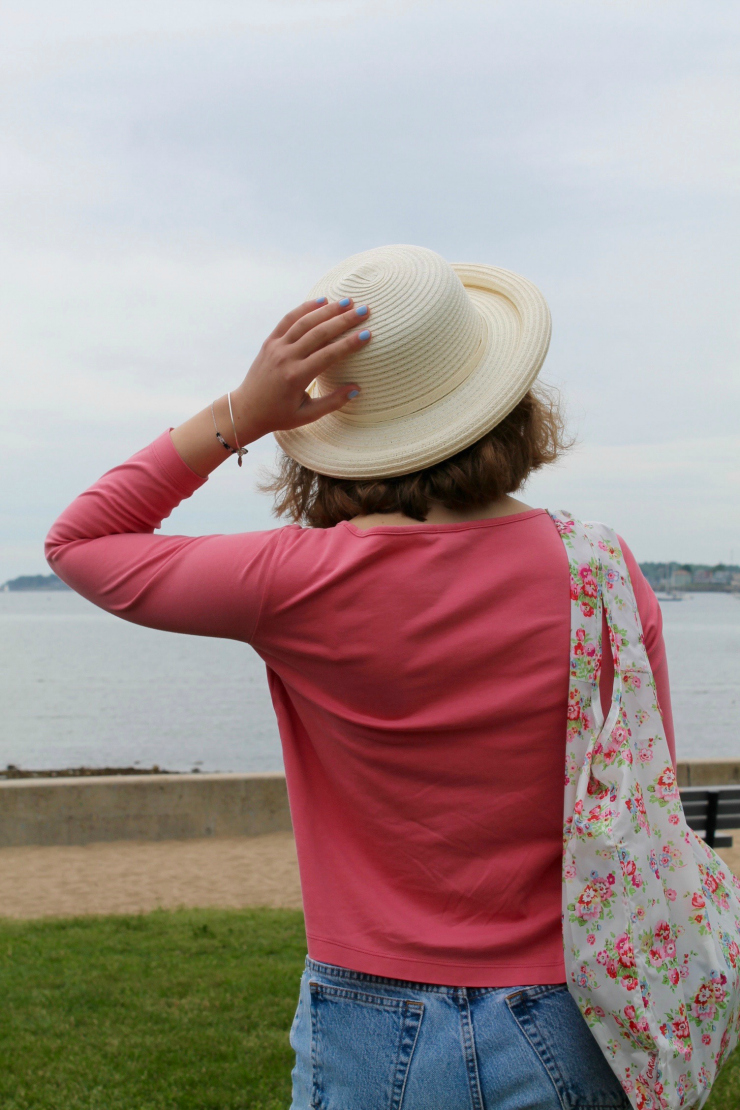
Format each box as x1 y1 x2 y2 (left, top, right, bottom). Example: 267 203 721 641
1 572 737 594
1 765 179 779
1 574 70 592
665 584 738 594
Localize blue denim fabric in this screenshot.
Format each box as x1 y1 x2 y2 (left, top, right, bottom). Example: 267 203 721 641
290 959 630 1110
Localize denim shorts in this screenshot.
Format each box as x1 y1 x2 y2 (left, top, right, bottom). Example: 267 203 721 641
289 958 630 1110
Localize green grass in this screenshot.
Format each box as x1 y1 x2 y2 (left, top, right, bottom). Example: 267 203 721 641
0 907 738 1109
0 908 306 1110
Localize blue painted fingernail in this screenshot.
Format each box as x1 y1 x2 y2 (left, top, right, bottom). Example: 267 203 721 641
339 297 351 307
358 330 370 341
355 305 368 317
348 389 360 399
316 296 327 304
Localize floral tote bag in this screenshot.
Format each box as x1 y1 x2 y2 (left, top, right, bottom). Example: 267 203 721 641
549 511 740 1110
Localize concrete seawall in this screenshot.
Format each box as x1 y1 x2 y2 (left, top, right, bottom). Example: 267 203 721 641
0 761 738 849
676 760 740 787
0 773 291 848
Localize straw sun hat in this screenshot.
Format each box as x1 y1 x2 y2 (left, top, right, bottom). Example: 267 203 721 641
273 244 551 479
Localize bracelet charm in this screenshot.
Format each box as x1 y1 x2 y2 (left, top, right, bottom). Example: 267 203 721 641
211 399 248 466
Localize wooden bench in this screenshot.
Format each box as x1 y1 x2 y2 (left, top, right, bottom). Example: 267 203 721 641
679 786 740 849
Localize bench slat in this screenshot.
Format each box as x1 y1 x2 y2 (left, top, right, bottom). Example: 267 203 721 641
684 815 740 832
682 804 740 819
679 787 740 802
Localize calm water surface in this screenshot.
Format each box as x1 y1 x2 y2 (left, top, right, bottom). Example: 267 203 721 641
1 590 738 772
1 592 281 773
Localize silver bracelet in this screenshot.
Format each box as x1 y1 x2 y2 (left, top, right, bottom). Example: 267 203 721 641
211 398 248 466
227 391 248 467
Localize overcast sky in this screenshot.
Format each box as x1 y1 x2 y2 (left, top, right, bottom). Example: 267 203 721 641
2 0 739 579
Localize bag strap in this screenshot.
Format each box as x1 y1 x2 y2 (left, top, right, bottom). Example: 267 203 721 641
582 520 653 673
548 511 667 805
548 512 606 807
548 511 603 682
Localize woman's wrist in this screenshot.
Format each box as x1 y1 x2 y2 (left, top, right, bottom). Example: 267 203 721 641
225 384 268 447
170 393 263 480
170 293 371 480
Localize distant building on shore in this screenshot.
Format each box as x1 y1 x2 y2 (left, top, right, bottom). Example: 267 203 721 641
669 568 692 589
639 562 740 593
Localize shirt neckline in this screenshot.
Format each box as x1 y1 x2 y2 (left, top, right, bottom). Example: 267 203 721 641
341 507 548 536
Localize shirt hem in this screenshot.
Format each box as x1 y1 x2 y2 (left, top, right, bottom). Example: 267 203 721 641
150 430 209 497
306 934 568 988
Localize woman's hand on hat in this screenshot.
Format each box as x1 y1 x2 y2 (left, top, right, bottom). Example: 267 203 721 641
169 298 370 477
229 297 371 442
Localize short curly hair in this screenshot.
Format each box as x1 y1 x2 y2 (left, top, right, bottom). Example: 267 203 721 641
258 384 571 529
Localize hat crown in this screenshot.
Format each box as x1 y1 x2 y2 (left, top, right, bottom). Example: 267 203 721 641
309 245 483 422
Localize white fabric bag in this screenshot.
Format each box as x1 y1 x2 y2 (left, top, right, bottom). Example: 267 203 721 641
549 511 740 1110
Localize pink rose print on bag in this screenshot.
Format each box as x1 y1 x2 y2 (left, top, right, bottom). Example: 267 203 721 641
647 766 681 807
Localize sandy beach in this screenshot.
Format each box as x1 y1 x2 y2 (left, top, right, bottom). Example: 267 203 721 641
0 831 302 919
1 830 739 921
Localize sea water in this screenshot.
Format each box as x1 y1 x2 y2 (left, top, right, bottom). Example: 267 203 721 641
1 590 738 772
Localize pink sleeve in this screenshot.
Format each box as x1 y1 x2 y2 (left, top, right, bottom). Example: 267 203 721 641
598 535 677 769
45 431 280 643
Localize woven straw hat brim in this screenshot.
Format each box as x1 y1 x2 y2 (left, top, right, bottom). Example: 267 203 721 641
273 261 551 480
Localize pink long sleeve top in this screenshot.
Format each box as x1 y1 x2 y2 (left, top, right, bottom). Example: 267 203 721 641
46 431 676 987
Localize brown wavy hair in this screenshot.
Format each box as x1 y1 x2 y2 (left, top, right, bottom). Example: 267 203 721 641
258 385 571 529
